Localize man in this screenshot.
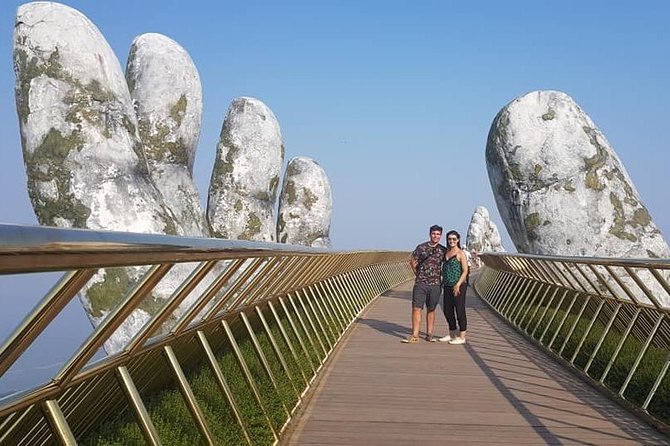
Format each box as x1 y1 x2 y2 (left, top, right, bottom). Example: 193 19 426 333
402 224 447 343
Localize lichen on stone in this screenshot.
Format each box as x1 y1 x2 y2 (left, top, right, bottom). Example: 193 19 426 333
240 212 262 240
85 268 133 318
647 249 660 258
582 126 609 191
524 212 541 241
277 213 286 233
169 94 187 127
269 175 280 198
26 128 90 227
302 187 318 210
15 47 65 124
509 162 522 182
608 193 637 242
86 267 166 319
632 207 652 228
159 212 178 236
139 119 189 166
541 109 555 121
216 136 240 176
284 180 297 205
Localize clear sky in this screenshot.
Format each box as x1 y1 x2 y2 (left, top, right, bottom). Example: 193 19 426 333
1 0 669 251
0 0 669 394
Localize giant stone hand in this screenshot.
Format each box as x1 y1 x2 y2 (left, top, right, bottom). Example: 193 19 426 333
13 2 333 352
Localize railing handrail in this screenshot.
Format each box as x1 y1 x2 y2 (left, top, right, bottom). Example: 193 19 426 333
481 251 670 269
480 251 670 312
0 223 407 274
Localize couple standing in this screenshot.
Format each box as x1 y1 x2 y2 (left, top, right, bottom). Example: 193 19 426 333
402 225 468 344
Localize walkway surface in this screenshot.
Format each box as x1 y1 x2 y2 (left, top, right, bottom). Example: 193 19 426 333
283 278 669 445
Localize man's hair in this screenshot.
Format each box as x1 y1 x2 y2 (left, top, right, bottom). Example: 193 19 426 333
429 224 443 233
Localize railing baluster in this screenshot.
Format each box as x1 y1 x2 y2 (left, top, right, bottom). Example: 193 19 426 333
42 400 77 446
570 300 606 365
278 297 318 374
643 354 670 411
530 288 559 338
267 301 310 385
239 312 290 416
163 345 216 445
220 320 279 441
502 277 532 318
518 283 549 330
619 313 665 397
56 263 175 386
510 280 539 323
292 292 328 358
115 366 162 446
196 331 253 445
584 304 622 374
548 291 580 350
599 308 642 384
558 294 590 356
0 269 97 378
255 306 301 397
539 290 569 344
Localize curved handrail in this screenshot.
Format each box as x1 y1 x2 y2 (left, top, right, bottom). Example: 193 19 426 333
0 224 413 445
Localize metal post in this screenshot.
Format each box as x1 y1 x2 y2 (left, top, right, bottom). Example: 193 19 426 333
584 304 622 374
220 320 279 441
42 400 77 446
548 291 580 350
163 345 216 445
196 331 253 445
599 308 642 384
115 366 162 446
267 301 310 385
570 300 606 365
619 313 665 397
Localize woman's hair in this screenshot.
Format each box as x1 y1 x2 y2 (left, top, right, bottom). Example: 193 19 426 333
446 230 461 249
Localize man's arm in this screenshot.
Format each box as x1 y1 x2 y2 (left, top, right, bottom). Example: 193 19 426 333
410 256 418 275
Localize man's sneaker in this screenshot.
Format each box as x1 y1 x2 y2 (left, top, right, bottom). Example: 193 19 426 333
449 337 466 345
437 335 452 343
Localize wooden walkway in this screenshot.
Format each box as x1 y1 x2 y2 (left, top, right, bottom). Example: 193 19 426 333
283 278 670 445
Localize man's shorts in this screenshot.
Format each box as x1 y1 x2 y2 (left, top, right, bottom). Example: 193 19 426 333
412 283 441 310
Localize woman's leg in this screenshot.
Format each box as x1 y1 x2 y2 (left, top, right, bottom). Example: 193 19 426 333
455 282 467 339
443 286 457 333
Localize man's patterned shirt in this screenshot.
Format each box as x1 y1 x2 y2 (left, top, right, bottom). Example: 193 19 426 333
412 242 447 285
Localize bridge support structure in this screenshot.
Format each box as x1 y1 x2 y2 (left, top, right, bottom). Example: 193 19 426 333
475 252 670 432
0 224 413 445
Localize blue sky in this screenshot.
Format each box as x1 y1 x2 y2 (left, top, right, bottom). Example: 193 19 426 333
0 1 668 251
0 0 668 393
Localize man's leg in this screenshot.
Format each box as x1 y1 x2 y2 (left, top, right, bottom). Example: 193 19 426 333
426 309 435 337
405 283 427 342
411 306 422 338
424 285 441 340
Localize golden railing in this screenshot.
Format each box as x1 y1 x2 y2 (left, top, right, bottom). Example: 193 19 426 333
475 252 670 430
0 224 413 445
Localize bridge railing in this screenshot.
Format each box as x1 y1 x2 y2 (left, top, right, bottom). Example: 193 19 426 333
0 224 413 445
475 252 670 429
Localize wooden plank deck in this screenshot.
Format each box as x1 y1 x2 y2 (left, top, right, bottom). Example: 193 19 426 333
283 278 669 445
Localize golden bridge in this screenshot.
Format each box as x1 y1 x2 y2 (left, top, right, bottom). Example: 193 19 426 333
1 224 669 445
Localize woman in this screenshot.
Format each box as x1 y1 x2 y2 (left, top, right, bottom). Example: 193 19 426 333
438 230 469 344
